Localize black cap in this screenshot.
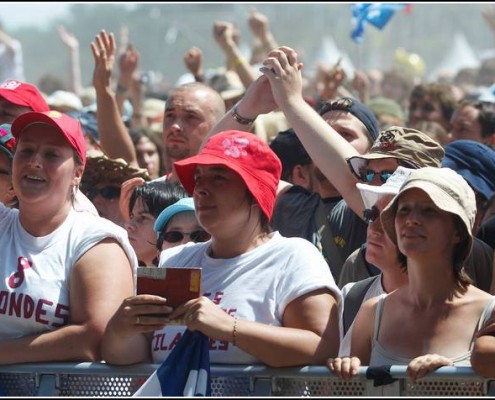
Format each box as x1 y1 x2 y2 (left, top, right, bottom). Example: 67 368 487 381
269 128 312 179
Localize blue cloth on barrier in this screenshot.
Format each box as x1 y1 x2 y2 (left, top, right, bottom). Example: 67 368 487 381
133 330 211 397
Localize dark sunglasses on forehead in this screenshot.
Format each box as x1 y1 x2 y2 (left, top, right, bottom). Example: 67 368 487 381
157 230 210 247
318 97 354 115
359 169 394 184
87 186 121 201
363 207 380 224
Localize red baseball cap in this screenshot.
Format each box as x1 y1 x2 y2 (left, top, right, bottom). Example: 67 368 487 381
0 80 49 112
174 130 282 220
11 110 86 166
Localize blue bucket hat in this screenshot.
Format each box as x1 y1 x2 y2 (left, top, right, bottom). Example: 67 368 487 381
0 123 16 160
153 197 195 236
441 139 495 201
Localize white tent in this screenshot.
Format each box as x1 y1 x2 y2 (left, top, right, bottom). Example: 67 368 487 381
309 35 356 79
428 31 480 82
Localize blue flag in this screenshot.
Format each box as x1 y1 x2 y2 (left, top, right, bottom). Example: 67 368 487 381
133 330 211 397
351 3 408 43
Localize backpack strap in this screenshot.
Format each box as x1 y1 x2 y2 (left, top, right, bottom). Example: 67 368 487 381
314 200 343 279
343 275 379 336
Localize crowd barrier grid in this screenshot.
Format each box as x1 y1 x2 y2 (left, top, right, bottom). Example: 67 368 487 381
0 363 493 396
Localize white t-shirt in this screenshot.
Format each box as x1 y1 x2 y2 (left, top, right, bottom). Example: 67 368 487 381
0 204 138 339
154 231 342 364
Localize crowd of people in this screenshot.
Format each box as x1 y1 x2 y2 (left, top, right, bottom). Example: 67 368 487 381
1 5 495 392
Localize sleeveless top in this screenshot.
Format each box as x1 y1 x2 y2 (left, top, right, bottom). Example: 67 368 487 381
370 295 495 366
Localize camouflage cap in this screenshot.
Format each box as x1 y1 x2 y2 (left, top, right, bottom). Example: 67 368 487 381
346 126 445 181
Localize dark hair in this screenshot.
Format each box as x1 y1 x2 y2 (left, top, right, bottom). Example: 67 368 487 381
128 180 187 218
246 191 272 234
472 101 495 139
409 83 457 124
397 214 473 292
129 127 166 177
269 128 312 182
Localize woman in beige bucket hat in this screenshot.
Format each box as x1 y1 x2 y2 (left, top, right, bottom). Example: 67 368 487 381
327 167 495 383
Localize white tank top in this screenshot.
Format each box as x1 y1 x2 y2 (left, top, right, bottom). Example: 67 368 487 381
370 294 495 366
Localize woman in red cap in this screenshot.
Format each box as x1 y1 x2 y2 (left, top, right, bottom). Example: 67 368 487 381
0 110 137 367
102 129 342 368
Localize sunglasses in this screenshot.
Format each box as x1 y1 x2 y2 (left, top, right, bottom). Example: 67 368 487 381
87 186 121 201
158 230 210 246
359 169 394 184
318 97 354 115
363 207 380 224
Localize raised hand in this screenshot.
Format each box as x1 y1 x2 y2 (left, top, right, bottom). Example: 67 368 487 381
58 25 79 50
247 6 269 39
183 46 203 77
118 42 140 88
90 29 116 91
259 46 304 109
119 177 146 222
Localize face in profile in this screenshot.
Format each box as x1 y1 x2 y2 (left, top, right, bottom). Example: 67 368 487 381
365 195 399 271
88 182 125 227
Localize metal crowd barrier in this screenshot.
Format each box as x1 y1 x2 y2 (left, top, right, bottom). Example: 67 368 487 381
0 363 493 396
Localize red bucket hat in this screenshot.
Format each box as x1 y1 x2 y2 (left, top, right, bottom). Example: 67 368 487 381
11 110 87 166
174 130 282 220
0 80 49 112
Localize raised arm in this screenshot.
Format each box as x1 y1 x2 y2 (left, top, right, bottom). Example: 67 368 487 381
57 25 83 96
183 46 205 83
90 29 138 167
213 21 257 88
247 6 279 58
259 46 366 216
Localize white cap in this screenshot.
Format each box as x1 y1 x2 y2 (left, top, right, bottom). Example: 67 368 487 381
46 90 83 112
356 166 414 210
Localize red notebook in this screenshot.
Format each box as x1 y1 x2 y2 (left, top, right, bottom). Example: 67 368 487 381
136 267 202 308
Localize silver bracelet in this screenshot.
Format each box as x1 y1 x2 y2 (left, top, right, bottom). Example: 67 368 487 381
231 102 256 125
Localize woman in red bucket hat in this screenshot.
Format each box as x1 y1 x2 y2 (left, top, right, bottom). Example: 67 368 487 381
102 129 342 369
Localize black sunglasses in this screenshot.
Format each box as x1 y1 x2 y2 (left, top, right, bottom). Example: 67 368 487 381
87 186 121 201
158 230 210 247
359 169 394 184
363 207 380 224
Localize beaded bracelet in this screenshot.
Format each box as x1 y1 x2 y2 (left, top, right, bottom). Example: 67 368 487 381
232 102 256 125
